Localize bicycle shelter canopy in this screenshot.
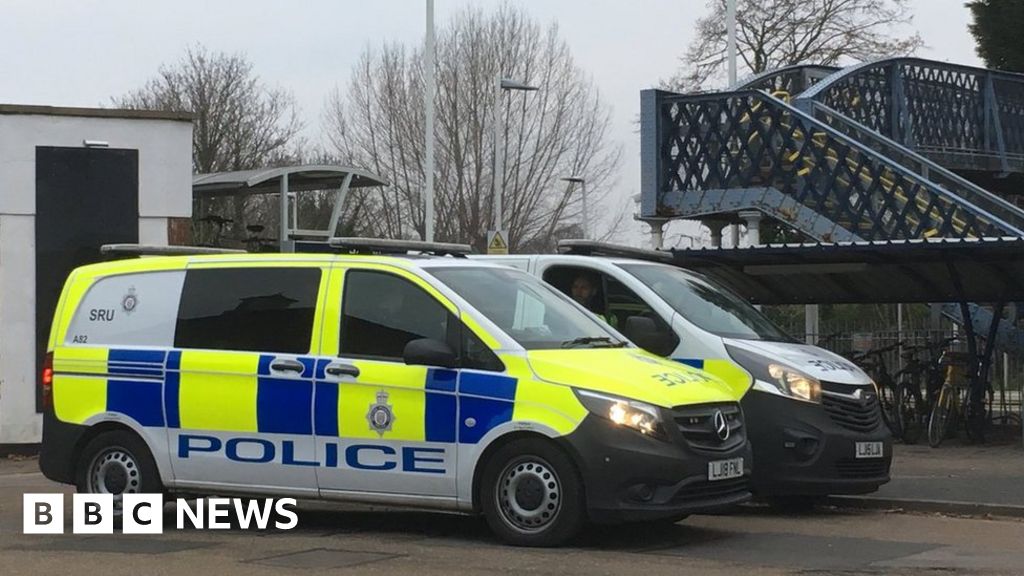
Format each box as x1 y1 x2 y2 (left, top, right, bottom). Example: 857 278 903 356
192 165 389 250
560 237 1024 305
561 237 1024 404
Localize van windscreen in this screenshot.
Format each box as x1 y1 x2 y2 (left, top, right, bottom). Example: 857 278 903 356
429 266 622 350
618 264 794 342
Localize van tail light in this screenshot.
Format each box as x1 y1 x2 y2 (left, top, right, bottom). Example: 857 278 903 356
41 352 54 411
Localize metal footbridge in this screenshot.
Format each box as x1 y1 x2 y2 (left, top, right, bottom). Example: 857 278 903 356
640 57 1024 350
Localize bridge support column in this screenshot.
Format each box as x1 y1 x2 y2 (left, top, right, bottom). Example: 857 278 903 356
645 218 668 250
704 220 728 248
739 210 762 246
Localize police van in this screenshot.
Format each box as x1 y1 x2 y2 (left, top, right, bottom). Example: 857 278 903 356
477 241 892 505
39 239 752 546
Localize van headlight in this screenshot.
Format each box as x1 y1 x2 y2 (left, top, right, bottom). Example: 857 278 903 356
726 345 822 404
574 389 669 441
765 363 822 403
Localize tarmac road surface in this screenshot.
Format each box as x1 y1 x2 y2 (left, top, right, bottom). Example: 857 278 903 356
3 457 1024 576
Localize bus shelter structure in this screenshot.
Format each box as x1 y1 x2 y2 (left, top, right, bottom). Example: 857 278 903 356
192 165 388 251
561 237 1024 425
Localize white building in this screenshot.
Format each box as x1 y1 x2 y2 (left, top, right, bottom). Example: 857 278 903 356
0 104 192 447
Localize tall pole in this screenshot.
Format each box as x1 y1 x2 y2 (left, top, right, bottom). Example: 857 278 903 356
727 0 737 88
493 74 505 233
580 179 590 239
726 0 739 245
424 0 436 241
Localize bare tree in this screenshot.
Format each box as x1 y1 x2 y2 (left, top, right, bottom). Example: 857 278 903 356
324 4 622 252
668 0 924 90
115 45 303 243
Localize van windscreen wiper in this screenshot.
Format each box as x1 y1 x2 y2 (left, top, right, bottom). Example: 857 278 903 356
560 336 627 349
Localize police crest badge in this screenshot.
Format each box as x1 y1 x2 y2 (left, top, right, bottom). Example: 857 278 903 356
121 286 139 315
367 391 395 435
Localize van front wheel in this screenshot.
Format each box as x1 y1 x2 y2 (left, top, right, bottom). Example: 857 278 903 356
76 430 163 514
480 438 585 547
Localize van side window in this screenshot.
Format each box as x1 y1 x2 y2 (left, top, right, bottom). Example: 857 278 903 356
174 267 320 354
458 321 505 372
341 270 450 360
543 265 679 355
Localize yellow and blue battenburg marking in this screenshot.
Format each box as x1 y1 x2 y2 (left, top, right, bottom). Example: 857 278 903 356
56 346 521 445
675 357 753 398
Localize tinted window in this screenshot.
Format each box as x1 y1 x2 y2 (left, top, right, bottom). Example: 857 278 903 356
341 270 450 360
174 267 321 353
619 263 793 342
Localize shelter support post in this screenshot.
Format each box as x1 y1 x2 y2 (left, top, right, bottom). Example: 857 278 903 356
980 300 1006 395
948 260 987 429
805 305 819 345
279 173 290 251
326 173 354 239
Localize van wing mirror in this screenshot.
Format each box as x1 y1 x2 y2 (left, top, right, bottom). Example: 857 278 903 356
403 338 458 369
623 315 675 357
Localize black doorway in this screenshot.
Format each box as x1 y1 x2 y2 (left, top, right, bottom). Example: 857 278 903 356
35 146 139 411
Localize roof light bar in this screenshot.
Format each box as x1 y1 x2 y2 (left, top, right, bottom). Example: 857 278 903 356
556 239 673 263
328 237 473 257
100 244 246 257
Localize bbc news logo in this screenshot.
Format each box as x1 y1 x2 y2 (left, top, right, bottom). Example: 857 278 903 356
23 494 298 534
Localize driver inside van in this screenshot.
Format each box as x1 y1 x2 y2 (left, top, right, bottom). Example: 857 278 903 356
570 273 616 327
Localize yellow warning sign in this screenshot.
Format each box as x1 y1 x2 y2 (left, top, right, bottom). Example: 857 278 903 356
487 230 509 254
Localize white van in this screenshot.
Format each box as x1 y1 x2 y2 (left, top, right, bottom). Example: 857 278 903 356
477 242 892 503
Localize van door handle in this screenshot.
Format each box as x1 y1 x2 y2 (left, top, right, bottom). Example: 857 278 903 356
270 359 305 374
325 363 360 378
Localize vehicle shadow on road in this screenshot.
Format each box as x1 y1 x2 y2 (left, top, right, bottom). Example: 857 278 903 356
246 507 736 551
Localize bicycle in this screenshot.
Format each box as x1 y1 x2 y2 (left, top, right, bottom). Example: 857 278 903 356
927 350 976 447
850 342 903 437
197 214 233 248
893 338 954 445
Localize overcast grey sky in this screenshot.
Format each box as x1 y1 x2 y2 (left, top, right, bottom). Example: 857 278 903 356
0 0 983 239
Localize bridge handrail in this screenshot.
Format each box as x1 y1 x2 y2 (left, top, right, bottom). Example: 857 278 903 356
806 100 1024 232
798 57 1024 102
651 89 1024 236
736 64 840 92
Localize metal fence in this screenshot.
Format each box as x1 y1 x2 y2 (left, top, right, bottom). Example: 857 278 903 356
800 328 1023 429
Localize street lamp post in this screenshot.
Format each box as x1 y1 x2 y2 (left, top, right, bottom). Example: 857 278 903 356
492 76 539 237
561 176 588 239
424 0 436 242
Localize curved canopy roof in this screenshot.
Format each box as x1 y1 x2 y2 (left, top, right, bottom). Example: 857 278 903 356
561 238 1024 305
192 165 388 197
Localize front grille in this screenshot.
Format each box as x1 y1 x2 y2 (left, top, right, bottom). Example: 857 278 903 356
672 477 750 506
821 383 883 433
836 457 890 479
672 402 745 452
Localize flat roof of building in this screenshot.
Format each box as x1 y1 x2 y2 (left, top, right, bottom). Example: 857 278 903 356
0 103 192 122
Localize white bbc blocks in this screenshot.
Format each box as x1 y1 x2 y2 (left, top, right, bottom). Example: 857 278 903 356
22 494 64 534
72 494 114 534
122 494 164 534
24 493 163 534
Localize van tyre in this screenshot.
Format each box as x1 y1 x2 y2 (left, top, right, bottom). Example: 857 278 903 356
481 438 585 547
76 430 163 515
